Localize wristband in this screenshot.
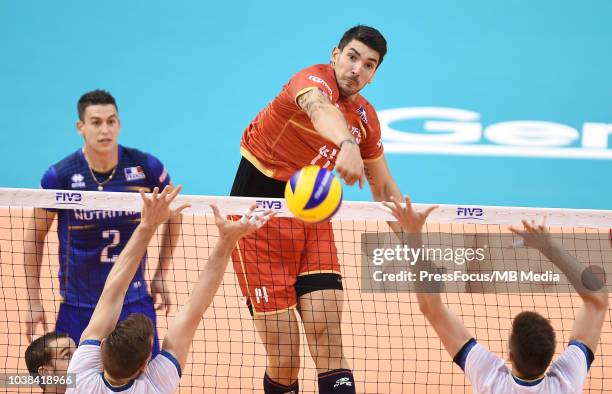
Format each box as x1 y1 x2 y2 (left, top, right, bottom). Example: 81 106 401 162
339 138 357 148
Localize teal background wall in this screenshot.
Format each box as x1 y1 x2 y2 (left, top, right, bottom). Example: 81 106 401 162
1 0 610 209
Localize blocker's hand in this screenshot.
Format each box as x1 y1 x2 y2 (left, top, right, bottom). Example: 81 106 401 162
139 185 190 230
211 204 276 242
24 302 47 343
383 195 438 234
509 218 554 253
151 276 172 315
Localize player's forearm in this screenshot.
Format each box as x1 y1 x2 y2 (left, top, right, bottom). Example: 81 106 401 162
413 271 445 319
24 244 42 301
310 105 354 145
367 168 402 203
369 176 403 233
415 291 445 322
154 218 181 278
298 89 353 145
540 242 609 309
23 222 47 303
371 182 401 203
403 233 445 318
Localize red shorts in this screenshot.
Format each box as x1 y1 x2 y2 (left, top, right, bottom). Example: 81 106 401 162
231 217 340 314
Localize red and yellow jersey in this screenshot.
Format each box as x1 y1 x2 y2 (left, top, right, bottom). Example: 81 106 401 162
240 63 384 181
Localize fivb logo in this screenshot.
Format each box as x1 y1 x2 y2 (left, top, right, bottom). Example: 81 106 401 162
256 200 282 210
378 107 612 159
55 192 84 206
456 207 484 221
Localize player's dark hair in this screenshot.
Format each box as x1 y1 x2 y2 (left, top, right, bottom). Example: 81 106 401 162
25 331 71 390
102 313 154 380
338 25 387 66
509 311 556 379
77 89 118 121
25 331 71 374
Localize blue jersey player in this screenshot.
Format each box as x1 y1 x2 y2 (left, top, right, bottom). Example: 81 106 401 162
24 90 180 356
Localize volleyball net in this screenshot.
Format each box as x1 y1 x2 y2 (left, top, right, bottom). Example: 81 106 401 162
0 187 610 393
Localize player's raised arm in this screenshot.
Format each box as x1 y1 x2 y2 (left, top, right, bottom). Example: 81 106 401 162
363 156 401 202
297 88 365 188
510 221 609 353
23 208 57 341
79 186 189 344
384 196 473 358
151 209 182 315
363 157 404 233
150 161 181 316
161 204 275 370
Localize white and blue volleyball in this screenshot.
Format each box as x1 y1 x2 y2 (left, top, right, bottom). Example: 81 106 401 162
284 165 343 223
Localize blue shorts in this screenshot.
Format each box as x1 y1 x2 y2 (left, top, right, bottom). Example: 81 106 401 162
56 296 160 356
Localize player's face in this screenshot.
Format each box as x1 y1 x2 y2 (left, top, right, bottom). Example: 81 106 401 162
331 39 380 99
43 336 77 375
77 104 121 154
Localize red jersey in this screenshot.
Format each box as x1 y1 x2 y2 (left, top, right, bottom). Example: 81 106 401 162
240 64 384 181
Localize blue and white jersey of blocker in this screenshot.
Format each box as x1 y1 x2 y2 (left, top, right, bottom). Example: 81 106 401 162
41 145 171 308
455 339 594 393
66 340 181 394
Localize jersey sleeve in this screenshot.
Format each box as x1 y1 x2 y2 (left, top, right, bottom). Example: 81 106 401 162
453 338 477 371
145 153 171 189
40 166 61 189
286 66 339 105
67 340 103 375
360 106 384 161
549 341 591 391
464 342 505 393
145 350 182 394
40 166 61 212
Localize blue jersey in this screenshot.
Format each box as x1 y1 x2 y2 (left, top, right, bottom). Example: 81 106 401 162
41 145 171 307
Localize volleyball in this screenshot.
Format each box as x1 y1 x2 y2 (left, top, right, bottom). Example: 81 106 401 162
284 165 343 223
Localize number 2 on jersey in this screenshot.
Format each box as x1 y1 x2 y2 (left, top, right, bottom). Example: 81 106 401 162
101 229 120 263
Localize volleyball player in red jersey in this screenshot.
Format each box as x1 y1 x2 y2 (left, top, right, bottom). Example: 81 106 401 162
231 25 404 394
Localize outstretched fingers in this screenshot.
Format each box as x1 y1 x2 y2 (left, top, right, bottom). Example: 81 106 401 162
159 185 171 200
538 216 547 232
251 209 276 229
508 226 524 235
139 189 150 208
403 195 413 211
210 203 222 221
210 203 277 237
172 203 190 216
165 186 189 214
166 184 182 202
382 195 402 216
509 216 548 237
151 186 159 201
239 204 257 224
383 195 437 219
422 205 438 219
522 219 536 232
